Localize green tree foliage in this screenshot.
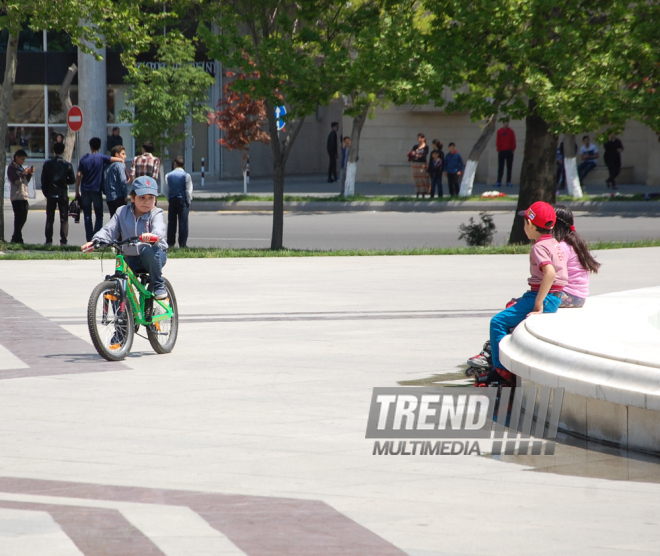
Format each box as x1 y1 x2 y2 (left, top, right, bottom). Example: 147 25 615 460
0 0 154 242
328 1 429 194
202 0 345 249
422 0 637 243
120 32 214 158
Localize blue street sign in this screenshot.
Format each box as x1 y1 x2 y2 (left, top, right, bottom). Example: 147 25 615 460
275 105 287 131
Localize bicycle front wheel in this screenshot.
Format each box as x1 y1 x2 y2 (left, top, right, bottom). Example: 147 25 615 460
87 281 134 361
147 277 179 354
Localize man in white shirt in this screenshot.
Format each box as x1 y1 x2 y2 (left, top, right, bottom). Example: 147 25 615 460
578 135 599 183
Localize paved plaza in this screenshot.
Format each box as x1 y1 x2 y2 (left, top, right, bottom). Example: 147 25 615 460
1 249 660 554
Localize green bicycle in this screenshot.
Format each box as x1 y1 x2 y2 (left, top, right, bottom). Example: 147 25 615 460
86 237 178 361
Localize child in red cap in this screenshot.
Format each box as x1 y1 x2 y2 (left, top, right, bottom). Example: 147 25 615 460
478 201 568 386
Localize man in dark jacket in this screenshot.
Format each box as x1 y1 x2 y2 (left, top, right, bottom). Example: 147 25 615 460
41 142 75 245
327 122 339 183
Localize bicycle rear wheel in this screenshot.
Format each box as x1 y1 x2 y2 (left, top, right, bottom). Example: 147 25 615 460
147 277 178 354
87 280 134 361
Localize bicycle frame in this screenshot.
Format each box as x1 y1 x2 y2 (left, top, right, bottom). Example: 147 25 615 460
108 251 173 327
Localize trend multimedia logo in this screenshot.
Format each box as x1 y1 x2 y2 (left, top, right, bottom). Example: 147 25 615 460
365 387 563 456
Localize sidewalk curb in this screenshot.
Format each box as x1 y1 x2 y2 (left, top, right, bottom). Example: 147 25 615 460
20 199 660 214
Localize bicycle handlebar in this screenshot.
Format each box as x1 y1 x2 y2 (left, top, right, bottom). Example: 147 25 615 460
91 237 141 250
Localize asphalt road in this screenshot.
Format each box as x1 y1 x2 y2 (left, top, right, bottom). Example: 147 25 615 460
4 208 660 249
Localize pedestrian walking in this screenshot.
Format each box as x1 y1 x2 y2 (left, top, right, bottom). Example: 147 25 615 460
7 149 35 244
164 155 193 248
41 142 75 245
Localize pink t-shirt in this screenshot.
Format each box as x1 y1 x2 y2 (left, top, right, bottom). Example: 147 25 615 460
560 242 589 298
528 235 568 292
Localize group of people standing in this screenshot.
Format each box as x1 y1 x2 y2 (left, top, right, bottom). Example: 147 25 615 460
7 136 193 249
408 134 465 198
558 133 625 190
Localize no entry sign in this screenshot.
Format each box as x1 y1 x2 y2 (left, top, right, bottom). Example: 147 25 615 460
67 105 83 132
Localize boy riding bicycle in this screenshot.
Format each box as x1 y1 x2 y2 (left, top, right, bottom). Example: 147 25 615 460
82 176 168 299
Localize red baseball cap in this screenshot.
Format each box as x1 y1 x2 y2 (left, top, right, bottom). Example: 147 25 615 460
518 201 556 229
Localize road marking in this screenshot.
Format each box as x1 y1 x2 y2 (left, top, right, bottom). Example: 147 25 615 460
0 289 128 379
0 477 406 555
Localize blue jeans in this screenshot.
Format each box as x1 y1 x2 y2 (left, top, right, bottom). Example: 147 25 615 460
125 245 168 296
578 160 596 182
167 197 190 247
430 176 443 198
81 190 104 241
490 291 561 369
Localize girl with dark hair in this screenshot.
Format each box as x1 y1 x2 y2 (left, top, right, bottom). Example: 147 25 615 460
553 205 601 308
467 204 601 371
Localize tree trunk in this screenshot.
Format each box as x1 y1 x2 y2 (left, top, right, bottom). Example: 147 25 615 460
264 99 305 250
0 32 18 243
459 112 498 197
59 64 78 163
343 104 369 197
562 133 582 198
509 100 558 244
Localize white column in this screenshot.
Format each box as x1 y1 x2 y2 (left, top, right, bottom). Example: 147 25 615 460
77 36 107 154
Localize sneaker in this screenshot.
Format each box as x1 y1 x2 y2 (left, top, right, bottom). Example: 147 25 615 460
467 352 491 369
494 182 501 188
506 182 512 188
154 291 168 300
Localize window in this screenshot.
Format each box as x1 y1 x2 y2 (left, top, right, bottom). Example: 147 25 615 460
0 30 44 52
7 85 45 124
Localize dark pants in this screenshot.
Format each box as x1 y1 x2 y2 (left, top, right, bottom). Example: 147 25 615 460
606 162 621 187
167 197 190 248
125 246 168 296
107 197 126 218
45 196 69 244
430 176 443 198
10 200 29 243
328 155 337 181
81 190 104 241
446 173 460 196
497 150 514 184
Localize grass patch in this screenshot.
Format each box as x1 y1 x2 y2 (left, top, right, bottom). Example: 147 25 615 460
4 239 660 260
557 193 653 202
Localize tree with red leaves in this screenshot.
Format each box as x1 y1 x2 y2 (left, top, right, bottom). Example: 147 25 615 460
208 71 270 194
